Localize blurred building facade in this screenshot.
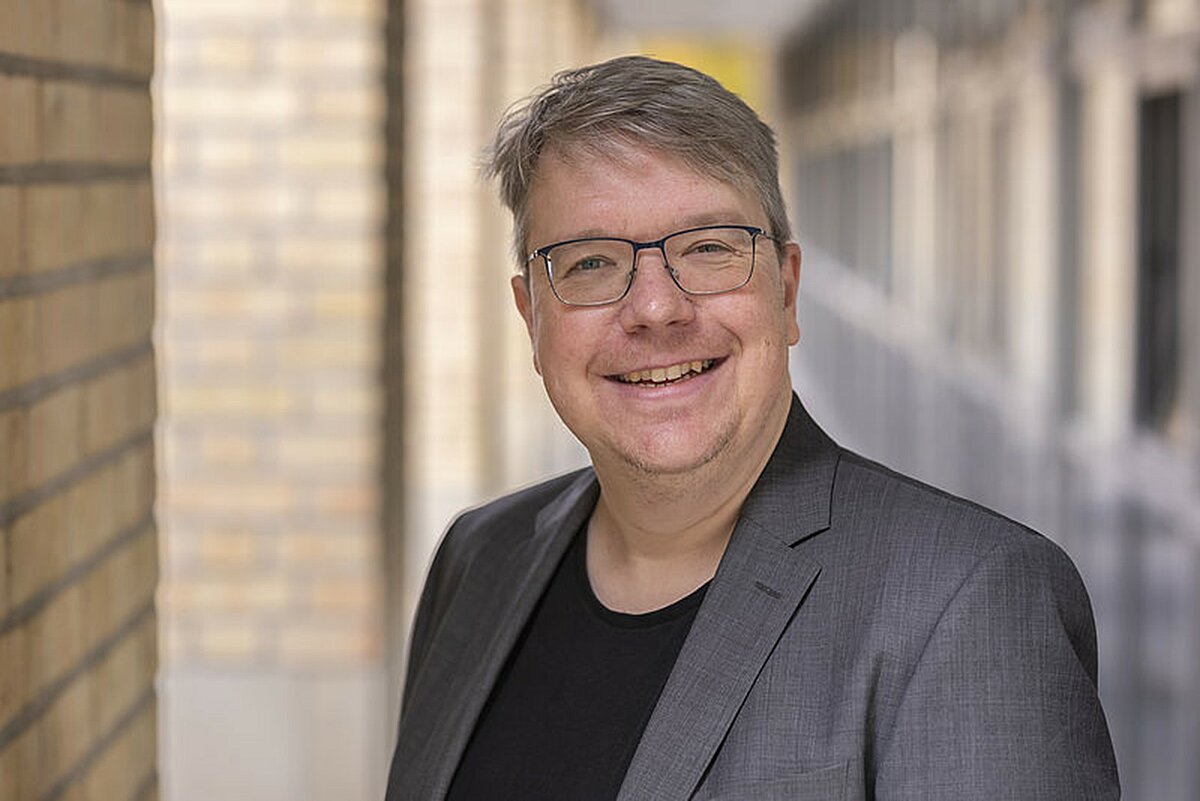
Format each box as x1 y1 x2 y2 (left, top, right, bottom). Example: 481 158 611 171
3 0 1192 799
0 1 159 798
157 0 598 799
779 1 1200 799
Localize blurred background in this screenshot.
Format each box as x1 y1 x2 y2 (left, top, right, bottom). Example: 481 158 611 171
0 0 1197 799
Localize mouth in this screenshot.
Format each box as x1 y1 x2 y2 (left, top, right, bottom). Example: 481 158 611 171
610 358 721 387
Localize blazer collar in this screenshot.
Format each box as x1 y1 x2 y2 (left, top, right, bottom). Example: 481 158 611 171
738 393 839 546
399 471 599 800
403 395 840 800
616 394 840 801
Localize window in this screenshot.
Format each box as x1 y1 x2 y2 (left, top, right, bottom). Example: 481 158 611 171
1135 91 1183 433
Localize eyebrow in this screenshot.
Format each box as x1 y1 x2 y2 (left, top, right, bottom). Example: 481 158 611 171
562 210 755 241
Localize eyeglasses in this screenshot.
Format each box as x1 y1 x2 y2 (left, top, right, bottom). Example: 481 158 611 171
526 224 778 306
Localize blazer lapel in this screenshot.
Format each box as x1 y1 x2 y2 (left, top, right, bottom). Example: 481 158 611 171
616 397 840 801
395 471 599 800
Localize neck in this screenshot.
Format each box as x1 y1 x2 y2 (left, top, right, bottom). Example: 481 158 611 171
585 388 792 612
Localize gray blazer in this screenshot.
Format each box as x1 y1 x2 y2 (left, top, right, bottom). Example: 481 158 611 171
386 397 1119 800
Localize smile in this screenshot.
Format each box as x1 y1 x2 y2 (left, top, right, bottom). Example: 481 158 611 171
613 359 718 386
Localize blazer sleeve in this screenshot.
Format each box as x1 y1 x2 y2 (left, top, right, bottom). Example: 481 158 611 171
874 536 1120 800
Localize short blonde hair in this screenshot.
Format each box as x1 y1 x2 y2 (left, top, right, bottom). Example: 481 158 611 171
482 55 791 268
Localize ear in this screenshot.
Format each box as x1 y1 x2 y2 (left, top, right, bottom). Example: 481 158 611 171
781 242 801 346
511 273 542 374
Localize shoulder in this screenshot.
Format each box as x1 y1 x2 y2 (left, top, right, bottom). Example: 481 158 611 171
823 449 1094 650
832 448 1074 568
430 467 593 581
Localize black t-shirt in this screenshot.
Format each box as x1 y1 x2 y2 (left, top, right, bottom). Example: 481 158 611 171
446 526 708 801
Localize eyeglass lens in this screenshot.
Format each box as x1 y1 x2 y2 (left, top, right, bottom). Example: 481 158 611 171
546 227 755 305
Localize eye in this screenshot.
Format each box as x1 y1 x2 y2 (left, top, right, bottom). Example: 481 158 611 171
692 241 735 254
563 255 616 276
684 239 740 258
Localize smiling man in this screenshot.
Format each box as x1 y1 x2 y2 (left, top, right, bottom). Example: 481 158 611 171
385 57 1119 801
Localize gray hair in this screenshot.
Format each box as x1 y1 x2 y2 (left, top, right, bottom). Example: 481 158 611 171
482 55 792 268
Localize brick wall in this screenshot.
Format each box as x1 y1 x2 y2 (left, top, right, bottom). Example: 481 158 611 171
158 0 385 671
397 0 598 656
0 1 159 800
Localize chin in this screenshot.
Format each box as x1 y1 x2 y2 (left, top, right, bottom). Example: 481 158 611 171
608 424 737 478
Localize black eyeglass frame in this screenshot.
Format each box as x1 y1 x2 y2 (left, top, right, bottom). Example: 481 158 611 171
525 224 780 307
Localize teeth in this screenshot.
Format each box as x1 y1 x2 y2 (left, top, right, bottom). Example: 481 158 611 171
617 359 715 385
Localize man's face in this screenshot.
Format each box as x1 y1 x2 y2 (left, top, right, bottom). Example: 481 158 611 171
512 146 801 479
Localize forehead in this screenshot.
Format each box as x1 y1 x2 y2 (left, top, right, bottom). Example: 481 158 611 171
526 144 764 245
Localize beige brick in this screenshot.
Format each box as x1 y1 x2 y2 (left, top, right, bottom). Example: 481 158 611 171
0 407 27 503
0 623 26 729
279 620 376 666
199 530 260 570
168 385 297 420
309 577 376 612
68 460 118 560
165 83 298 123
165 0 288 22
0 720 16 799
130 181 156 252
308 184 384 225
121 2 156 78
272 36 382 74
95 268 155 355
83 367 133 456
26 382 84 488
83 354 155 456
300 0 385 22
53 0 110 69
279 132 379 171
40 80 98 163
0 74 39 165
198 618 263 662
39 669 95 786
0 296 36 393
97 88 153 163
77 532 157 656
92 616 155 736
197 433 260 469
0 725 42 801
311 383 378 420
0 527 7 617
309 85 384 123
0 0 39 59
277 532 373 569
310 289 381 321
25 184 87 274
164 477 297 516
180 338 260 370
312 483 375 517
9 493 70 608
277 236 378 279
34 282 94 377
26 584 84 696
114 443 155 531
0 186 23 278
194 576 291 613
83 698 157 801
194 137 259 174
280 335 375 369
275 432 373 475
25 181 153 274
197 36 260 72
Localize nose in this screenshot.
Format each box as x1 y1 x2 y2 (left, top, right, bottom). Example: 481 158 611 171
617 247 696 332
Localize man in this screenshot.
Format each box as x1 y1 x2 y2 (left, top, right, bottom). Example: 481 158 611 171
386 56 1119 800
